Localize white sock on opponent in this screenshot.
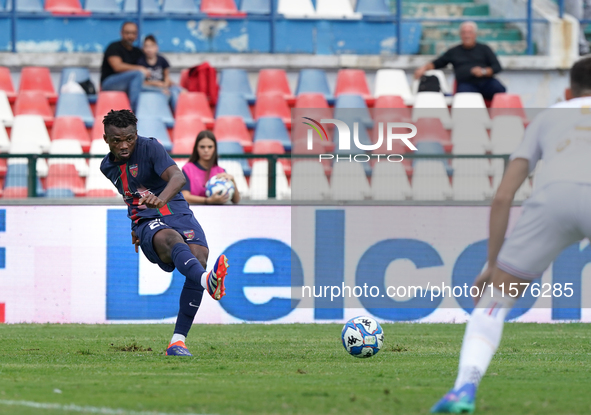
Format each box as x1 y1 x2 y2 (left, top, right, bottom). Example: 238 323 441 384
170 333 186 345
200 271 208 291
454 287 516 389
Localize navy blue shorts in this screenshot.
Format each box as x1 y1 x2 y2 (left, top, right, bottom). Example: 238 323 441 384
134 214 208 272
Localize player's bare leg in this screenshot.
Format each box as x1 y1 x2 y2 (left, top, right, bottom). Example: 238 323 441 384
431 266 530 413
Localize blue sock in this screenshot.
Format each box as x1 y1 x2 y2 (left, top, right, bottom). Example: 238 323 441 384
174 278 204 337
171 243 206 286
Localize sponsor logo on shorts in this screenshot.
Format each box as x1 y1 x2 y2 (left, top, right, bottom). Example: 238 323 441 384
183 230 195 240
129 164 138 177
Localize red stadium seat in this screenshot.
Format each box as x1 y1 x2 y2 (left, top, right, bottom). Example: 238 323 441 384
46 164 86 196
175 92 214 128
373 95 410 124
45 0 90 14
87 188 118 197
489 93 527 120
254 93 291 128
180 69 189 90
0 67 16 103
52 116 92 153
0 159 7 178
294 92 329 109
413 117 452 152
334 69 374 106
3 187 28 199
95 91 131 120
19 67 57 104
252 139 291 176
256 69 295 104
213 116 253 153
14 90 54 127
90 117 105 141
172 117 206 154
201 0 245 15
374 95 406 108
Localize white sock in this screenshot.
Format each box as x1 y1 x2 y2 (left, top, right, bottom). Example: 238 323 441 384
454 288 516 389
200 271 208 291
170 333 186 345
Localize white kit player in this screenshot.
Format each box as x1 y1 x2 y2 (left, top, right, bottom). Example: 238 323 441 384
431 56 591 413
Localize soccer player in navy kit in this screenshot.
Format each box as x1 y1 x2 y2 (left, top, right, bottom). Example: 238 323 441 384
100 109 228 356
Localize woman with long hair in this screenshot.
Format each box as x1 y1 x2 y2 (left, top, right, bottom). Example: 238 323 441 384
181 130 240 204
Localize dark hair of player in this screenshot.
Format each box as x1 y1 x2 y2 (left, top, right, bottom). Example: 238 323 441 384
144 34 157 44
103 109 138 130
121 21 137 31
189 130 219 180
570 56 591 97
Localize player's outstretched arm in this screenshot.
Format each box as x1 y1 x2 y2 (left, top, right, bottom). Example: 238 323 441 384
139 165 186 209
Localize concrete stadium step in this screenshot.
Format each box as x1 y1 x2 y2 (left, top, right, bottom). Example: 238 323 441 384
402 2 489 17
422 26 523 42
420 39 533 55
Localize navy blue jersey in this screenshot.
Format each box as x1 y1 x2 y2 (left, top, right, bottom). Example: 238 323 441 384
100 136 193 224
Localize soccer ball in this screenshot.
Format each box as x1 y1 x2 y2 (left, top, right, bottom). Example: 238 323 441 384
205 176 235 201
341 316 384 358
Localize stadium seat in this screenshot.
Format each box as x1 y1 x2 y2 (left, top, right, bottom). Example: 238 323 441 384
14 90 54 127
356 0 390 16
55 93 94 127
220 69 255 104
412 92 452 129
374 69 413 105
411 161 452 201
291 137 332 174
137 91 175 128
0 67 17 103
59 67 96 102
0 91 14 127
333 121 372 148
293 93 332 122
218 160 250 199
45 0 89 14
19 67 57 104
316 0 361 19
4 164 43 197
295 70 335 104
452 174 493 201
451 92 491 128
45 164 85 197
201 0 245 15
163 0 199 13
8 137 49 179
490 115 524 154
330 162 370 200
411 69 451 95
215 92 255 128
490 93 527 121
10 114 51 153
49 139 89 177
90 138 109 155
374 95 406 109
451 120 490 151
84 0 120 12
213 116 253 153
124 0 161 13
0 124 9 153
137 118 172 151
370 162 412 200
249 160 290 200
171 117 205 153
86 158 117 197
291 161 330 201
175 92 214 128
241 0 270 14
5 0 44 12
51 116 92 153
95 91 131 120
252 139 291 176
86 188 118 197
256 69 295 104
334 94 373 128
254 93 291 127
413 117 452 152
413 141 451 174
334 69 374 105
90 117 106 142
253 117 291 151
218 141 251 176
278 0 316 18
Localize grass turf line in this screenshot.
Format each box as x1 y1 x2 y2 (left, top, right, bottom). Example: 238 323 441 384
0 323 590 415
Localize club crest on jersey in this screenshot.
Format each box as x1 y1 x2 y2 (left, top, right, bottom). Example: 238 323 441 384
129 164 138 177
183 230 195 240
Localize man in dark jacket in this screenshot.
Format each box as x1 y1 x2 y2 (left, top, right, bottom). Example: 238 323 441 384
414 21 506 100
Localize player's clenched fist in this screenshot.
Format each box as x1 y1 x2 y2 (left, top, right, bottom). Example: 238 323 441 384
131 231 140 253
139 194 165 209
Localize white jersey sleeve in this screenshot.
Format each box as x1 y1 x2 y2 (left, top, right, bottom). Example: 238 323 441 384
510 115 542 175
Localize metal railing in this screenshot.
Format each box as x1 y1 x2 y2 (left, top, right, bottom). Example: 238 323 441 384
0 0 550 55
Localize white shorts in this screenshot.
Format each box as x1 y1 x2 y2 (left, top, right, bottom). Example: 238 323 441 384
497 182 591 280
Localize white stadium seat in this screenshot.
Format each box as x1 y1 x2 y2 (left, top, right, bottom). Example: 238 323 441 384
10 115 51 153
374 69 413 104
90 139 110 155
49 139 89 177
315 0 361 19
412 92 452 129
452 175 493 201
291 161 330 201
86 158 118 196
0 124 10 152
0 91 14 127
451 92 491 128
451 119 490 151
278 0 316 18
9 139 49 177
371 162 411 200
329 161 370 200
490 115 524 154
249 160 291 201
411 161 452 201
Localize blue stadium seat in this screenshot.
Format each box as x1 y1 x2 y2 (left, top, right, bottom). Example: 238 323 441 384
55 93 94 127
295 69 334 104
137 118 172 151
217 141 251 176
334 94 373 128
84 0 120 12
4 164 44 194
162 0 200 13
253 117 291 151
215 92 255 128
45 188 75 198
59 67 96 103
355 0 390 16
124 0 161 13
240 0 269 14
5 0 44 12
136 91 175 128
220 69 255 104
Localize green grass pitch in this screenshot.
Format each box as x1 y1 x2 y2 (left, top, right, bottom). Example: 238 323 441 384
0 323 590 414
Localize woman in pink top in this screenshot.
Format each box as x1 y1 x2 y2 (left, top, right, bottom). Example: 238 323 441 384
181 130 240 204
